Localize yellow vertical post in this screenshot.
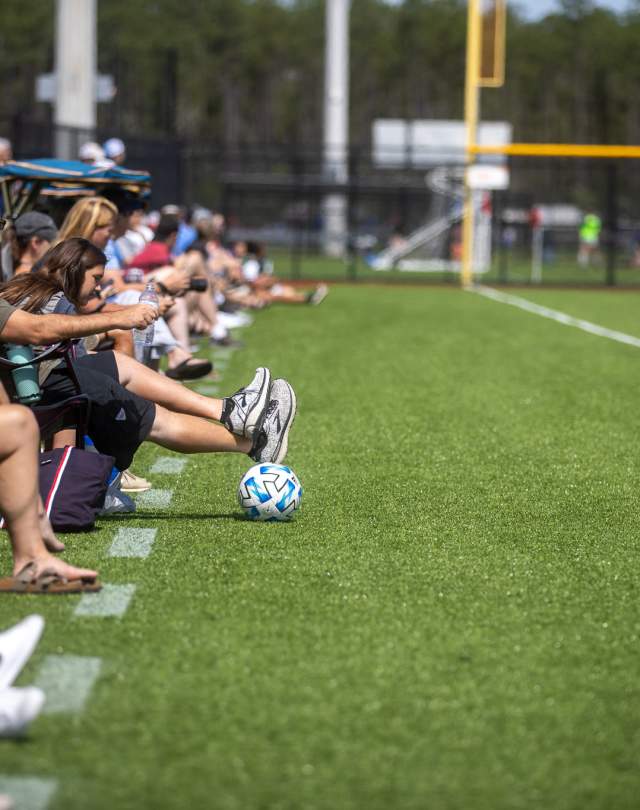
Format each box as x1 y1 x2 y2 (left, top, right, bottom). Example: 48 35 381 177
461 0 481 287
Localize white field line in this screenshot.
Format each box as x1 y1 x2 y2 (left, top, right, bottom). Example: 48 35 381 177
136 489 174 509
150 456 187 475
471 284 640 348
34 656 102 714
108 527 157 558
0 777 57 810
73 584 136 618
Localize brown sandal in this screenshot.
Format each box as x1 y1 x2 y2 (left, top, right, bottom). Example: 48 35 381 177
0 563 102 595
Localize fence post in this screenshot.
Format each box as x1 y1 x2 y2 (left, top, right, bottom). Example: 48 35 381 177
347 146 358 280
605 161 618 287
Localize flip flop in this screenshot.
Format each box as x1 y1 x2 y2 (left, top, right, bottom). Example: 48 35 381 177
165 359 213 381
0 563 101 595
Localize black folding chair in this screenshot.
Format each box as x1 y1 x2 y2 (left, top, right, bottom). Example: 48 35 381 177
0 342 90 449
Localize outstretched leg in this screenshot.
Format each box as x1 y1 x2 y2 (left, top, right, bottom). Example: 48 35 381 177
0 405 97 581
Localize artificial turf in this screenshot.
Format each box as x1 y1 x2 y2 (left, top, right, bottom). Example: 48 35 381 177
1 285 640 809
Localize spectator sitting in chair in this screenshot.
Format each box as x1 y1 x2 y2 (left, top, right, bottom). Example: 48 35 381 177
58 196 211 381
0 276 160 593
0 239 297 480
10 212 58 276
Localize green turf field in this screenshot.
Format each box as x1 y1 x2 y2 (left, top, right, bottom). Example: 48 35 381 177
2 284 640 809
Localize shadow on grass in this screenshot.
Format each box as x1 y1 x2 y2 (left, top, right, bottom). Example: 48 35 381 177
98 512 249 523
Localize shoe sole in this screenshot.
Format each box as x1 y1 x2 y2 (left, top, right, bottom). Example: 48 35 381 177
271 380 297 464
245 368 272 437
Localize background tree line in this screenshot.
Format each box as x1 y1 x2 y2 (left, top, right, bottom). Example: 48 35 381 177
3 0 640 150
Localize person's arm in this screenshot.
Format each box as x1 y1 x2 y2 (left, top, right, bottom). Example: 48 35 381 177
0 305 158 346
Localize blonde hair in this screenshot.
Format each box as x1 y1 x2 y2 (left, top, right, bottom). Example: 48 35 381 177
57 196 118 243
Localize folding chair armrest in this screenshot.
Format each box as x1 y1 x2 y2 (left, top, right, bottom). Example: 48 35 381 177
0 341 68 370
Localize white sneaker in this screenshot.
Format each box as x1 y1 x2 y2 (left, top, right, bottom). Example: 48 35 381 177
249 378 297 464
0 615 44 691
221 367 272 439
0 794 14 810
0 687 45 737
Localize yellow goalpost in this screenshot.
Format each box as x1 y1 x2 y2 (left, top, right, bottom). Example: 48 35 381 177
461 0 640 287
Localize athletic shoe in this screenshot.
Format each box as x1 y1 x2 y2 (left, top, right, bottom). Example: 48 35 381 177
120 469 152 493
0 615 44 691
0 794 14 810
307 284 329 305
0 687 45 737
218 311 253 329
249 378 296 464
210 335 245 349
98 476 136 515
221 367 271 439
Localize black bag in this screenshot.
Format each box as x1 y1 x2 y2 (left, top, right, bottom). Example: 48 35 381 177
1 447 115 533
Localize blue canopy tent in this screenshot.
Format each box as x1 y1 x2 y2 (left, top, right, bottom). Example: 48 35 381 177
0 159 152 218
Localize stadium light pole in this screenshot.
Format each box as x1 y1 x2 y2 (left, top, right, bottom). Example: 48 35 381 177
322 0 350 258
461 0 481 288
54 0 97 160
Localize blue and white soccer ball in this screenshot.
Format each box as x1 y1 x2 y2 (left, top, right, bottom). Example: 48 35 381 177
237 463 303 522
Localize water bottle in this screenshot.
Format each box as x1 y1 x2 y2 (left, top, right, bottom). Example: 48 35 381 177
133 281 159 350
5 344 42 404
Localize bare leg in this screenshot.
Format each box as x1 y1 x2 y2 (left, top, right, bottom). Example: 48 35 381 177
164 297 191 350
0 406 97 579
113 351 223 421
148 405 251 454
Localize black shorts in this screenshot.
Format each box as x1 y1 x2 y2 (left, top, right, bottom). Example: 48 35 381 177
40 351 156 471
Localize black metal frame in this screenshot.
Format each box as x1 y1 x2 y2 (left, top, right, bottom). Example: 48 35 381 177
0 342 90 449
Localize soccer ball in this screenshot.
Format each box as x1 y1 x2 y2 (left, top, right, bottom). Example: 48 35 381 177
237 463 303 522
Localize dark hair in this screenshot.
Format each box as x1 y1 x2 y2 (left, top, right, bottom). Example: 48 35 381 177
153 214 180 242
0 238 106 313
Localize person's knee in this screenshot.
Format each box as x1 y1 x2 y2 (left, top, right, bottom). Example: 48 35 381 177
0 405 39 448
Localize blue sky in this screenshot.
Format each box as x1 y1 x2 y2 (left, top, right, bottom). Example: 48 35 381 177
516 0 633 17
381 0 634 15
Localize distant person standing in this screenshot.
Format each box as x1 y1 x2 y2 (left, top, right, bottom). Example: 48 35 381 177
0 137 12 164
578 211 601 267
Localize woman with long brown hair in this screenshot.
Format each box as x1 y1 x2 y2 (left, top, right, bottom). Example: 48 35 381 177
0 239 297 480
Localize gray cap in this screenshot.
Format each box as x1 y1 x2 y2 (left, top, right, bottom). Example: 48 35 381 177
15 212 58 242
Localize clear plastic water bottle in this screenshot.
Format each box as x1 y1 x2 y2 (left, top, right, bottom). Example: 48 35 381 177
133 281 159 350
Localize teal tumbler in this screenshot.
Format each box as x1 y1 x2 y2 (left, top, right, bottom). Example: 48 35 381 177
5 344 42 404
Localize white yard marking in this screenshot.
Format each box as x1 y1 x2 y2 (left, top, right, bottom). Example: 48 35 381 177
34 656 102 714
150 456 187 475
0 777 57 810
471 285 640 348
196 384 220 396
73 584 136 618
109 527 157 558
136 489 174 509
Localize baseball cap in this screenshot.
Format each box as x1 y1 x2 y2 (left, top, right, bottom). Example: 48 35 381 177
78 141 105 162
15 212 58 242
103 137 126 159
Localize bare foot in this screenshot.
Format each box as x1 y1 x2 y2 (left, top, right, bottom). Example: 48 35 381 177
39 512 65 553
13 552 98 582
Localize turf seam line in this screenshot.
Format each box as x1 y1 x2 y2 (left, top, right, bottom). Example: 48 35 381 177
135 488 174 509
149 456 187 475
471 284 640 348
108 527 157 558
33 655 102 714
73 583 136 618
0 776 57 810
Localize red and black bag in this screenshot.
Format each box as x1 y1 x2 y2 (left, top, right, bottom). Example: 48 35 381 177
1 446 115 533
